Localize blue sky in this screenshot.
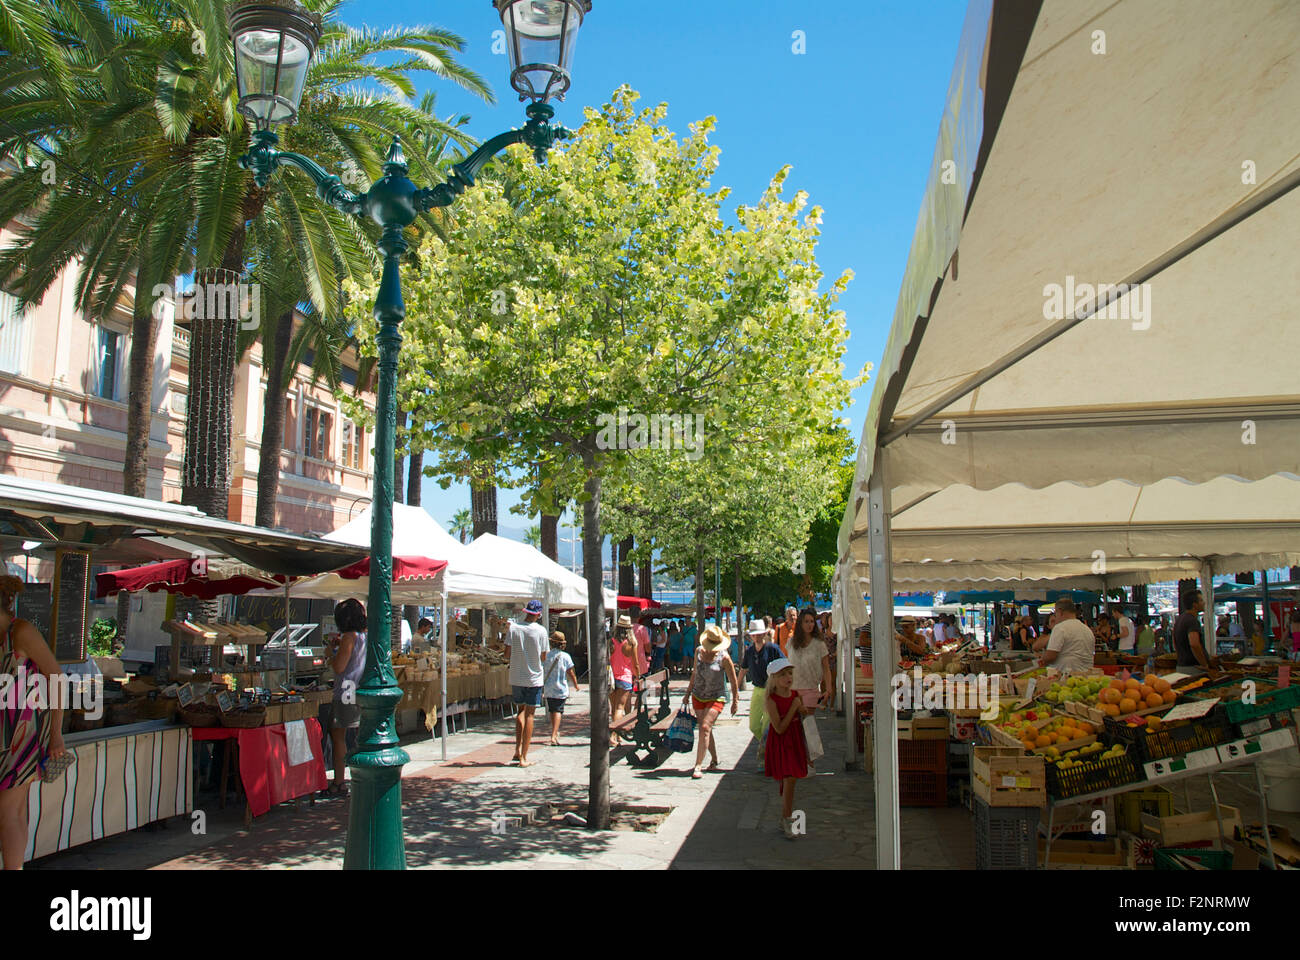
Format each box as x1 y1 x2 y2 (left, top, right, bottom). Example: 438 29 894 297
341 0 968 544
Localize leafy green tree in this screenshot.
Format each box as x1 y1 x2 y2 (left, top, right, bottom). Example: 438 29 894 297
343 87 858 826
523 524 542 549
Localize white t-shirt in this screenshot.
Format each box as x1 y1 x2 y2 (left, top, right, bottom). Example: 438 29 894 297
1115 615 1135 651
932 621 948 646
788 638 829 690
506 620 550 688
1046 618 1095 674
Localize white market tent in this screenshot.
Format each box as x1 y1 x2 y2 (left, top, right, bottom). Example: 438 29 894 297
834 0 1300 869
286 504 538 605
463 533 617 611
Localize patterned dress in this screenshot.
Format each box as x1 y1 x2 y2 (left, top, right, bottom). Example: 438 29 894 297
0 622 50 790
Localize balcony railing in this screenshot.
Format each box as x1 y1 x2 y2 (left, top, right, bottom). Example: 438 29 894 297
172 326 190 360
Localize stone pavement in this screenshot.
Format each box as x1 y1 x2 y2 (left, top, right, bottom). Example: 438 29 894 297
30 681 980 870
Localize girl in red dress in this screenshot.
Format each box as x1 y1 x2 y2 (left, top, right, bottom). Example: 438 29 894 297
764 658 810 839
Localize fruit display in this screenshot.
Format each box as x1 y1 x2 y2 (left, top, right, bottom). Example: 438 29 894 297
1052 739 1128 771
1042 675 1108 705
1064 671 1176 724
991 704 1098 757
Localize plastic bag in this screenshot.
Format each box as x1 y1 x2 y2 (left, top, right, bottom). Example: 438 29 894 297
802 714 824 762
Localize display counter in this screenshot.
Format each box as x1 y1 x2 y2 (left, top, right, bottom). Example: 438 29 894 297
9 719 192 867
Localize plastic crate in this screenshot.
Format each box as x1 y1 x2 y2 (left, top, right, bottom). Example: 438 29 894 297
1047 751 1144 799
898 738 947 773
1225 684 1300 724
1117 787 1175 834
973 796 1038 869
900 769 948 807
1105 707 1237 763
1153 847 1233 870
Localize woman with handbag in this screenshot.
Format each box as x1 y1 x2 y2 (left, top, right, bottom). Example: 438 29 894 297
682 625 739 779
609 616 645 747
0 575 68 869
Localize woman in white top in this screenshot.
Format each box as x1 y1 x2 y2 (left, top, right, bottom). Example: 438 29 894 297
788 608 832 712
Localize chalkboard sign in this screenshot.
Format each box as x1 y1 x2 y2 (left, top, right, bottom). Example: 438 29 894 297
16 583 51 642
50 548 90 663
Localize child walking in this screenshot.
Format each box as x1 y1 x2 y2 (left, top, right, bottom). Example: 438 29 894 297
764 658 810 839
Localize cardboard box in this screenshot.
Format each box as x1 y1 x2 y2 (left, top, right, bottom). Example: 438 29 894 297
950 715 981 740
972 746 1046 808
1141 805 1242 847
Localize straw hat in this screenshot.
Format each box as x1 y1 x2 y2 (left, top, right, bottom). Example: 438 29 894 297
747 618 767 636
700 624 729 652
615 615 634 630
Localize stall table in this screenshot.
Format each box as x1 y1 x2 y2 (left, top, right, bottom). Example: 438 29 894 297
191 719 327 825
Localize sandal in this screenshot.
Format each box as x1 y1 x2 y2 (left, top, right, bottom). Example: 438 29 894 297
706 760 720 772
691 767 703 779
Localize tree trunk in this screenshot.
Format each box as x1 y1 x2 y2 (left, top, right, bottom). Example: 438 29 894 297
255 308 294 528
123 297 159 499
1236 571 1257 627
582 460 609 830
541 513 559 562
406 448 423 506
182 266 241 521
695 555 706 632
471 481 498 537
734 560 745 692
394 405 405 505
402 449 422 632
639 557 653 600
617 536 634 597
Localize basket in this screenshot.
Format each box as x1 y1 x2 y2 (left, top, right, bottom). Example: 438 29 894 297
1104 707 1237 763
898 738 947 773
136 698 178 721
1153 847 1233 870
1047 751 1144 799
899 769 948 807
178 703 222 727
219 704 267 728
104 701 141 726
973 796 1038 869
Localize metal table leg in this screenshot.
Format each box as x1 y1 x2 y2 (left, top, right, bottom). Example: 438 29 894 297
1208 773 1226 847
1044 803 1054 868
1255 762 1278 869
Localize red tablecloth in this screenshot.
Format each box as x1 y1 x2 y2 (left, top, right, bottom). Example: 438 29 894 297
191 720 328 817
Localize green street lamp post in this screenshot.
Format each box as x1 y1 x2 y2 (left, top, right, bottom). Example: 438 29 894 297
228 0 592 869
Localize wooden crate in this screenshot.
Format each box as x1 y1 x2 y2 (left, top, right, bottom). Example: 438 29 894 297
1141 806 1242 847
972 746 1046 808
1039 836 1126 867
898 717 948 740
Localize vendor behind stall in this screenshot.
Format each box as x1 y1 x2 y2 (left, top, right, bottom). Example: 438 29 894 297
1031 597 1093 674
1173 589 1217 671
897 617 927 658
324 598 367 797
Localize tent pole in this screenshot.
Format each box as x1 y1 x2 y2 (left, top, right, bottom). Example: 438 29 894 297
284 581 293 689
841 571 857 765
867 448 899 870
440 590 448 762
1201 561 1216 660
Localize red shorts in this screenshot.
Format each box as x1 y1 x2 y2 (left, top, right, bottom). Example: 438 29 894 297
693 696 725 716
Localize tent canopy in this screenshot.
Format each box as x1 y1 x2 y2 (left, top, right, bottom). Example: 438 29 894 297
463 533 617 610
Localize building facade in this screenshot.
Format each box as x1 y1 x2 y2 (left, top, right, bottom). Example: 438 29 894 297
0 221 376 543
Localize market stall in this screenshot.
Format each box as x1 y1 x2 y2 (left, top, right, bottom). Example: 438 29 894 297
0 476 363 865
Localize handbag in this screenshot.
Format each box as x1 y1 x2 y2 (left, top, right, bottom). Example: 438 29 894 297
802 714 825 762
664 708 697 753
42 750 75 784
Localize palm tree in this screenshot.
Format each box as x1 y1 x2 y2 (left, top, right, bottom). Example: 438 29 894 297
2 0 491 521
448 508 471 544
523 524 541 549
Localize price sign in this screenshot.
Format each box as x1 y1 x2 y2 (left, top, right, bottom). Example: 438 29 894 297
177 683 195 707
216 691 233 712
50 549 90 663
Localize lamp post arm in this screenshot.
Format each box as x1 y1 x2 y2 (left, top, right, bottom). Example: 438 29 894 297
415 101 572 211
238 129 365 216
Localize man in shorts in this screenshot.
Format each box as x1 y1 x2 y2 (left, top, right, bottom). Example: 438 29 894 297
500 599 550 767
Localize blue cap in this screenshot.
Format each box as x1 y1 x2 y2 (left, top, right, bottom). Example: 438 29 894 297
524 599 544 616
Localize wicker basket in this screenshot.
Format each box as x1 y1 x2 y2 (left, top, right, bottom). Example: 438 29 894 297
105 701 142 726
178 703 222 727
137 698 179 720
219 704 267 728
